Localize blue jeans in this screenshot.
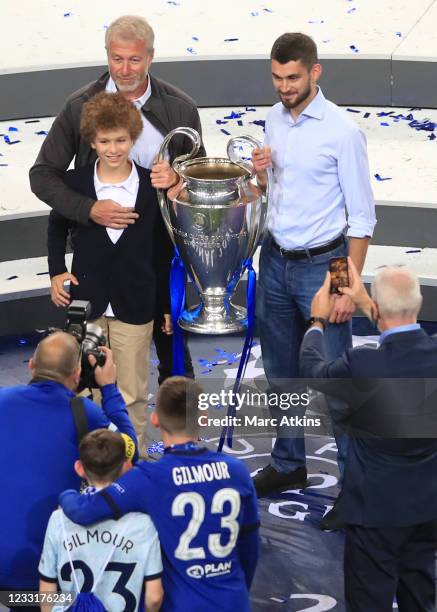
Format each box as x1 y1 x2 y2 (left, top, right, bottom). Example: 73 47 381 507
257 234 351 480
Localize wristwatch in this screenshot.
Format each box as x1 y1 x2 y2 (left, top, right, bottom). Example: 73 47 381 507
307 316 327 331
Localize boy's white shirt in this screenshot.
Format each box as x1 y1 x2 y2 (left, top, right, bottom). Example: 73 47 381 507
39 488 162 612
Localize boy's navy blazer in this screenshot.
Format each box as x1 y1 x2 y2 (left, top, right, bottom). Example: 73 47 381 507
300 328 437 528
47 163 172 325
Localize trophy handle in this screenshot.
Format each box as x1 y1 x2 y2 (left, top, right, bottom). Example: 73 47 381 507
156 127 202 246
227 134 270 260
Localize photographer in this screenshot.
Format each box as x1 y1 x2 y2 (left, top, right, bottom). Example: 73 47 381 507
0 331 136 600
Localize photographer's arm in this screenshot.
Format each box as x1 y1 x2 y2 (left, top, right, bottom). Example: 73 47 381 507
88 347 138 458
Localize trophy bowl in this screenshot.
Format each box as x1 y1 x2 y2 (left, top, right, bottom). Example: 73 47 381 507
157 128 268 334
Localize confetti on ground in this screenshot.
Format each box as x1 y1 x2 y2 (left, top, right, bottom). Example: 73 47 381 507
192 36 199 41
147 441 165 454
35 130 48 135
3 136 20 145
8 127 18 132
346 108 360 113
220 129 231 135
405 249 421 253
6 276 18 280
349 44 359 53
24 119 40 123
374 173 392 181
187 47 196 54
224 38 239 42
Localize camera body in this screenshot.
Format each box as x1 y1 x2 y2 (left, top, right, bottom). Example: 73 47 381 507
65 300 107 390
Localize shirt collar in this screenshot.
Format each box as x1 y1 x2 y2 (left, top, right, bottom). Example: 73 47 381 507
379 323 421 344
94 159 139 195
284 87 326 122
106 75 152 107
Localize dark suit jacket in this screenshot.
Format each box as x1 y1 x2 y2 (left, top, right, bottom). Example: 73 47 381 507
300 328 437 528
47 163 172 325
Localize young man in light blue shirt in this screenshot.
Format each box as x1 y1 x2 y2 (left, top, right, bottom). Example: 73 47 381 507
251 33 376 523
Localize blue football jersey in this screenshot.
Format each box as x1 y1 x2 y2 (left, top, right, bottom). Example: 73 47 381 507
62 445 259 612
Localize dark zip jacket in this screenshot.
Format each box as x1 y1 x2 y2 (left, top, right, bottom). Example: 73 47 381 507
29 72 205 226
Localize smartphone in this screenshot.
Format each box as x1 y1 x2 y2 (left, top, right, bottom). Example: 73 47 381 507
329 256 349 294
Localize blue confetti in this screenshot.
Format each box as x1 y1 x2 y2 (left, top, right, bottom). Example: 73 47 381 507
224 38 239 42
251 119 266 130
36 130 48 135
250 11 259 16
6 275 18 280
374 173 392 181
3 135 20 145
63 12 73 17
201 369 212 374
380 122 390 126
347 7 356 13
346 108 360 113
377 111 394 117
19 338 27 345
24 119 40 123
396 32 402 37
8 126 18 132
224 111 245 119
221 129 231 135
349 45 359 53
0 164 8 167
245 107 256 112
36 271 49 276
192 36 199 41
263 7 273 12
187 47 197 55
216 119 228 125
363 112 371 118
147 441 165 454
405 249 421 253
237 120 243 126
428 133 436 140
167 1 180 4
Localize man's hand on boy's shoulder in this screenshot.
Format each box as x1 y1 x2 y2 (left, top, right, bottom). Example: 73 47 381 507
89 199 139 229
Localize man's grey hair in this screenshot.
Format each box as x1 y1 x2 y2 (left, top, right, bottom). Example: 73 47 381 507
105 15 154 51
371 266 422 319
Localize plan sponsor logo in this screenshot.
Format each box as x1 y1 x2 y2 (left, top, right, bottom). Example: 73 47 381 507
187 561 232 579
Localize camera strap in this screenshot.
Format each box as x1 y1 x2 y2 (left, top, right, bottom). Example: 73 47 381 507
70 396 89 444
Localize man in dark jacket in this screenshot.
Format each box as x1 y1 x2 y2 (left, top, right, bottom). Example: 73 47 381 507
29 14 204 381
300 260 437 612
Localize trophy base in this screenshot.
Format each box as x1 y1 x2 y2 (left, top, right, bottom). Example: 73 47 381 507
178 301 248 335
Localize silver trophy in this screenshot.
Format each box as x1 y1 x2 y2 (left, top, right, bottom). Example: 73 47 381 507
156 127 268 334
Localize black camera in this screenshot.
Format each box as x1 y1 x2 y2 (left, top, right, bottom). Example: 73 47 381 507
65 300 107 391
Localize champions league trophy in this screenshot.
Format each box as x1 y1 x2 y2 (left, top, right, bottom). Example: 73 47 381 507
156 127 268 334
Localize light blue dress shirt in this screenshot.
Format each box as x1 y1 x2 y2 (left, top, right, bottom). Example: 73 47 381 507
379 323 420 344
264 88 376 250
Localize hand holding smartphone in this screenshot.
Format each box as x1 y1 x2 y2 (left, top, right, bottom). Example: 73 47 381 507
329 256 349 294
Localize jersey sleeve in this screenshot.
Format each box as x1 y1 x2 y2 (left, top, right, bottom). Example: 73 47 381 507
60 464 152 525
240 473 260 533
38 511 61 582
